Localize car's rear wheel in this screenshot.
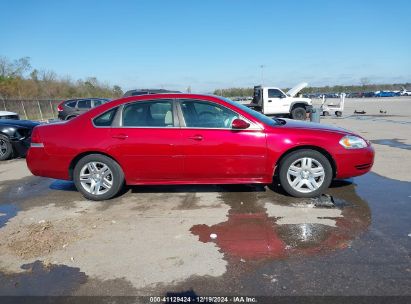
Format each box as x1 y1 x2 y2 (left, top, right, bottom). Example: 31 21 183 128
291 107 306 120
335 111 342 117
278 149 332 198
0 135 13 161
73 154 125 200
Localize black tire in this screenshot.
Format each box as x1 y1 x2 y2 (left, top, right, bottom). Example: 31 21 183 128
73 154 125 201
323 111 330 116
66 115 77 120
0 135 13 161
291 107 307 120
335 111 342 117
278 149 333 198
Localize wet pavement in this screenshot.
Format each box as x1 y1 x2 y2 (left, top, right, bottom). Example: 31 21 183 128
0 162 410 299
371 139 411 151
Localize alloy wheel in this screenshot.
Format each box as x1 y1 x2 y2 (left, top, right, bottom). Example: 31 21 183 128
79 161 113 195
286 157 325 193
0 139 8 157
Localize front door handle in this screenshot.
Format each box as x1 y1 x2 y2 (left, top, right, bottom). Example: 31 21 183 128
188 135 203 141
112 133 128 140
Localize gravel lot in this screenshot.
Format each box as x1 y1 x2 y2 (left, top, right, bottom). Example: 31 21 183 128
0 97 410 299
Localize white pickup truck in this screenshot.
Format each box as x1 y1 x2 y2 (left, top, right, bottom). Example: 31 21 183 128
247 82 312 120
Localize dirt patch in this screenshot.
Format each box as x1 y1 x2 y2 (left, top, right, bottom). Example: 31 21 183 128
4 220 79 259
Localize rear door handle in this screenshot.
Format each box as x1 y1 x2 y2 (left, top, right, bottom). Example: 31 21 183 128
188 135 203 141
112 134 128 140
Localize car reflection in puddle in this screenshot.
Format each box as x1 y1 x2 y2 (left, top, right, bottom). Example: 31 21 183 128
191 183 371 261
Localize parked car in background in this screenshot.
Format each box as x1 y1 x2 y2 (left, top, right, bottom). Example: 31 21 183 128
346 92 363 98
374 91 396 97
0 119 40 160
362 92 375 98
0 111 19 120
57 98 110 120
27 93 374 200
400 89 411 96
123 89 181 97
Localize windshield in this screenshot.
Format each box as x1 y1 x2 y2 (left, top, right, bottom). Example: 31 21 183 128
220 97 280 126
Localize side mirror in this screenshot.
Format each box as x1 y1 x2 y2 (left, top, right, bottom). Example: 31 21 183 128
231 118 250 130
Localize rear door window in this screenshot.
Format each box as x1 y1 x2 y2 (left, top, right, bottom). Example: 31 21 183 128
77 99 92 109
66 100 77 108
122 100 174 127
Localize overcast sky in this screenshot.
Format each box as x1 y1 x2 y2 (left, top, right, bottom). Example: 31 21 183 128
1 0 410 92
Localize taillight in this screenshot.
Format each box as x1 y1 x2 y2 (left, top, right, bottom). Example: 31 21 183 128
31 127 41 143
57 102 64 112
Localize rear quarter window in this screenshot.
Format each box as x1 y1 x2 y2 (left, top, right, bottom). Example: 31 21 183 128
93 108 117 127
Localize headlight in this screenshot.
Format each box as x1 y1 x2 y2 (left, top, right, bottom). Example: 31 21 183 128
339 135 368 149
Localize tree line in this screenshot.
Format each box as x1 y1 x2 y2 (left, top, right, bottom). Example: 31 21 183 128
0 56 123 99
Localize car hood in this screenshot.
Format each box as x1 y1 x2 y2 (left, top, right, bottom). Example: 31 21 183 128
287 82 308 97
276 118 351 134
0 119 40 128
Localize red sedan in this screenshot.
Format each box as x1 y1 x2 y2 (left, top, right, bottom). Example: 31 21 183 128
26 94 374 200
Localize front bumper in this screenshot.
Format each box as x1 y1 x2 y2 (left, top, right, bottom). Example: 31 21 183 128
335 145 375 179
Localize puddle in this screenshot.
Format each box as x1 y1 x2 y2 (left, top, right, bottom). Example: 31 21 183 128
0 176 84 212
187 178 373 262
190 193 369 260
0 204 18 228
0 260 87 295
49 180 77 191
371 139 411 150
0 176 52 205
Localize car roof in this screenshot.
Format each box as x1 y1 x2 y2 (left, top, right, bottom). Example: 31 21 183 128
64 98 109 102
123 89 182 97
116 93 220 103
0 111 18 115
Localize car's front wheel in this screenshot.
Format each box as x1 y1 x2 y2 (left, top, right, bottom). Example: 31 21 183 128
73 154 125 200
278 149 332 197
0 135 13 161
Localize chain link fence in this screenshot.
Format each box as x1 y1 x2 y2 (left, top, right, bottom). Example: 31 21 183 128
1 99 64 121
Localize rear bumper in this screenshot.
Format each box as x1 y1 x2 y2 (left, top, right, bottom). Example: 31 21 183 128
26 146 70 180
335 146 375 179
